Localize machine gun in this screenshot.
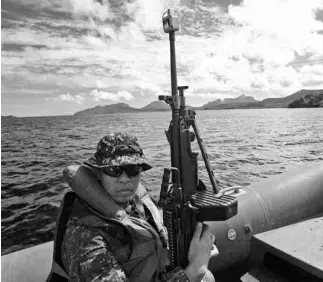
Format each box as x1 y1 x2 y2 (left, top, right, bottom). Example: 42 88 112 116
158 9 238 270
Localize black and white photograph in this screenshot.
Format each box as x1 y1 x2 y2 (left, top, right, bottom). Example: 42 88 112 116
1 0 323 281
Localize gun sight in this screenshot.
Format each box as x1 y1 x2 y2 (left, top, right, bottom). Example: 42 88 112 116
162 9 179 33
159 95 173 105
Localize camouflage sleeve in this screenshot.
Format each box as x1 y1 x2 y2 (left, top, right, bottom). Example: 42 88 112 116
62 224 128 282
161 266 190 281
162 267 215 282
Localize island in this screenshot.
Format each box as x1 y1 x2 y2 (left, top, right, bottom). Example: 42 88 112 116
73 89 323 116
288 93 323 108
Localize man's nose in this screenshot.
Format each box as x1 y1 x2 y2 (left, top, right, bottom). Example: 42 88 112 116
118 171 131 182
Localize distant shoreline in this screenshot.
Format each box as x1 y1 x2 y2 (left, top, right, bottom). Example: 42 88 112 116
2 89 322 118
72 89 323 117
2 107 323 119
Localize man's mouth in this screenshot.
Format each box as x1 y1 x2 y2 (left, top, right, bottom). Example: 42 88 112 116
117 189 133 194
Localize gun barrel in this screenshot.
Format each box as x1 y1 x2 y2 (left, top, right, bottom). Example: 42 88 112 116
164 10 182 183
169 32 178 100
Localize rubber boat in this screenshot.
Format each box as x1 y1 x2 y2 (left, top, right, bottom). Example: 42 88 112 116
2 161 323 282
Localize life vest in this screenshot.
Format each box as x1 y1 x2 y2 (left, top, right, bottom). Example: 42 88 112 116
46 191 76 282
47 165 169 282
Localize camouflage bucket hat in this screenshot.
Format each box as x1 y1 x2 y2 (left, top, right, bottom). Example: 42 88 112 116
84 133 152 171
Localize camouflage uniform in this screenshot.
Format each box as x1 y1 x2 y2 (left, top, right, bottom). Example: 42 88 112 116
60 133 215 281
61 196 215 282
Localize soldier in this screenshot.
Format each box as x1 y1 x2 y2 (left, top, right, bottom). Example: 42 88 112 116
48 133 217 282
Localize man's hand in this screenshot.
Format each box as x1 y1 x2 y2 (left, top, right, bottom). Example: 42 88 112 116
185 222 218 282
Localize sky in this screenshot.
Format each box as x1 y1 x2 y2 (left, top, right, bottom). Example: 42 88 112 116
1 0 323 117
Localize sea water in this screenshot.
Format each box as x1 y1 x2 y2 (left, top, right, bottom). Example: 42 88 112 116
1 108 323 255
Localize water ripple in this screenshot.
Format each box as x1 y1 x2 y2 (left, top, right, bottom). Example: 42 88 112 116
1 109 323 254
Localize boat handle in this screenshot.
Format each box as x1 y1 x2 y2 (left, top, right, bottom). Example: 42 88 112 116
215 186 242 198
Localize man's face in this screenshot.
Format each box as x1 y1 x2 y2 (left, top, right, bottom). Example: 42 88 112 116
99 167 141 204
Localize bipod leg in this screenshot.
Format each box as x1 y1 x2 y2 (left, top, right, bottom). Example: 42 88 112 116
191 120 220 193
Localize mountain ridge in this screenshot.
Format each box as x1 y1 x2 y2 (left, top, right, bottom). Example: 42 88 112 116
140 100 171 111
288 93 323 108
199 89 323 110
202 94 259 109
73 89 323 116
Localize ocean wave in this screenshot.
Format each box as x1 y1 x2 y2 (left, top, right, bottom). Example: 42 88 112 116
284 139 323 146
1 109 323 255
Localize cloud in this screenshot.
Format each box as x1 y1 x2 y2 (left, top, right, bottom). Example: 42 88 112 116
2 0 323 116
45 89 135 104
64 0 174 44
297 63 323 87
173 0 323 95
46 93 85 104
61 93 85 104
228 0 323 60
299 63 323 75
89 89 134 102
186 92 235 99
65 0 114 22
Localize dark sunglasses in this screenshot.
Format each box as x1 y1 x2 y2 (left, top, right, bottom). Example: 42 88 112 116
102 165 142 178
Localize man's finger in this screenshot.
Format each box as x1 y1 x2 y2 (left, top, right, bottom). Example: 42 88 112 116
209 233 215 243
201 224 211 237
210 244 219 257
193 222 203 239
